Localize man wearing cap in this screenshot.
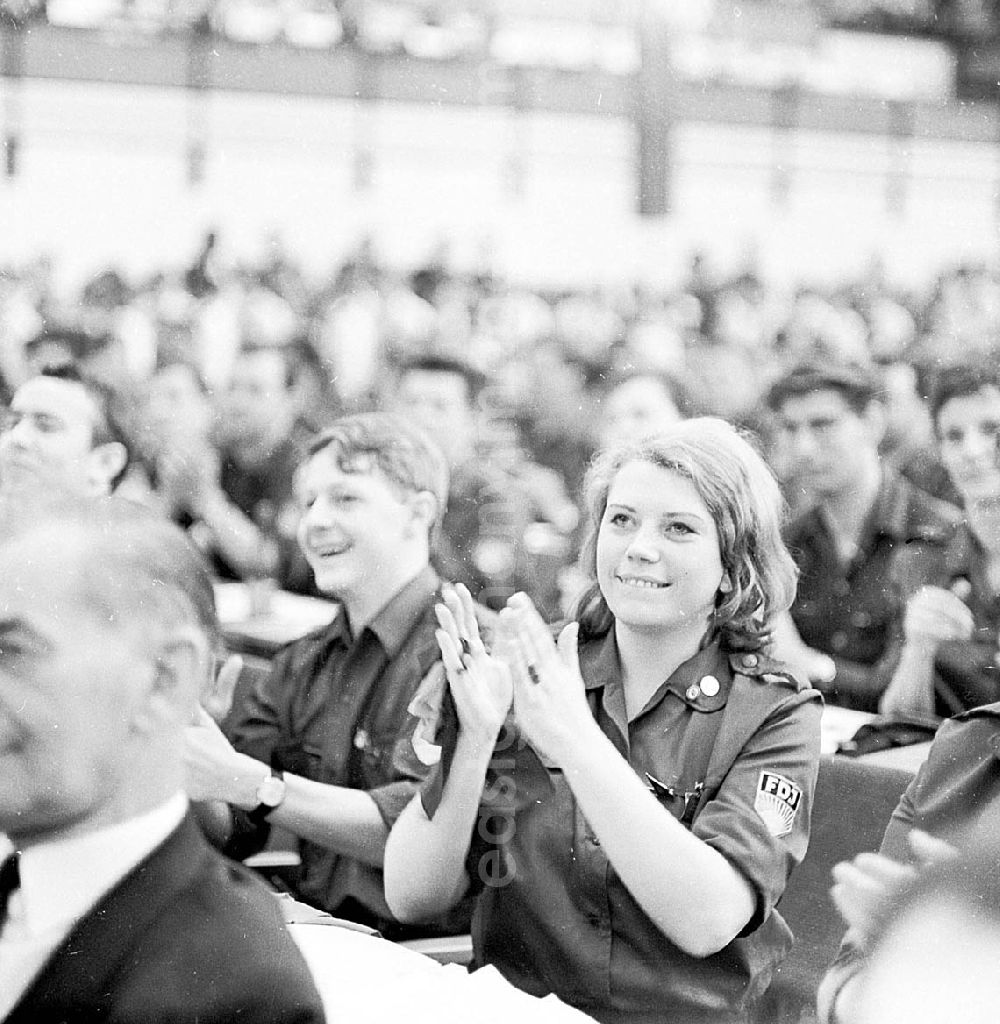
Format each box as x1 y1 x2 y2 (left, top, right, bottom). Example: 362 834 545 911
766 361 961 711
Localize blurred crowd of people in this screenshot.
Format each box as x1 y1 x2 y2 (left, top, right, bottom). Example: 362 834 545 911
2 234 998 484
4 235 1000 710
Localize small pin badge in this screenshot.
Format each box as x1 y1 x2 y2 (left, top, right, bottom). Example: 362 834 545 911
699 675 720 697
685 683 700 701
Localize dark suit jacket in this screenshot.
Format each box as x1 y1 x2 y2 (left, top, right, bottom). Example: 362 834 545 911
5 813 326 1024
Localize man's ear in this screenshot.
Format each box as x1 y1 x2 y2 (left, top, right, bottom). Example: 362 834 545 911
135 626 210 733
405 489 440 540
89 441 128 492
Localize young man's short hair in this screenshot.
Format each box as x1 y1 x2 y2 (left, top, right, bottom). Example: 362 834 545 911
395 354 487 407
927 363 1000 432
765 361 879 416
38 363 132 487
301 412 450 543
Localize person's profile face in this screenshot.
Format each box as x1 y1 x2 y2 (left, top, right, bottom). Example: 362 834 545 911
295 446 422 602
0 376 104 495
771 388 871 497
596 459 725 638
0 531 145 843
936 385 1000 504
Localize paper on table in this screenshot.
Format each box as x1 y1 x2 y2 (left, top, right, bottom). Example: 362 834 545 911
290 926 597 1023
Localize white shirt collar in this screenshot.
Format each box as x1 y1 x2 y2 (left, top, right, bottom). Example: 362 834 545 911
11 793 188 937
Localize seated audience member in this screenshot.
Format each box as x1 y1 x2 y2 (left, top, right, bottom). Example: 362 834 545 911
816 700 1000 1024
877 359 960 507
185 413 473 937
846 838 1000 1024
384 418 823 1024
0 500 325 1024
134 360 216 518
880 363 1000 718
0 363 130 500
766 361 961 711
595 368 689 450
139 348 312 594
388 354 576 618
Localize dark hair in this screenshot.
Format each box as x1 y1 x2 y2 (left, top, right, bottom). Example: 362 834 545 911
397 354 487 406
573 417 798 650
35 364 132 487
300 412 449 547
927 363 1000 432
765 361 879 416
24 326 94 362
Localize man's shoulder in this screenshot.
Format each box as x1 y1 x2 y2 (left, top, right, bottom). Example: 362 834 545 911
891 472 963 540
15 817 324 1024
921 704 1000 773
127 828 324 1020
783 502 824 545
949 701 1000 730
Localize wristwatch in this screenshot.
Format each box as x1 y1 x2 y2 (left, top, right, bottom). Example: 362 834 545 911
247 767 286 824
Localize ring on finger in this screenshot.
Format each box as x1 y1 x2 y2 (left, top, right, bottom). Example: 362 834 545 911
526 663 541 685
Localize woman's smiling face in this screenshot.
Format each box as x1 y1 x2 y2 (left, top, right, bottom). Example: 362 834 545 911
596 459 726 638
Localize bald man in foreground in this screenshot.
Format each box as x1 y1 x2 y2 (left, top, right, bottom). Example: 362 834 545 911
0 500 325 1024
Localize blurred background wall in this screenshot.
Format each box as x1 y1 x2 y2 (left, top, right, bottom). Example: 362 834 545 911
3 0 1000 292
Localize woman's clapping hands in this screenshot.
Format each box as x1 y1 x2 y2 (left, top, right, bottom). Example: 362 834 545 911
434 585 597 767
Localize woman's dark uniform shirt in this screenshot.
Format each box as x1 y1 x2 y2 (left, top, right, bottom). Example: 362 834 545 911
422 629 823 1024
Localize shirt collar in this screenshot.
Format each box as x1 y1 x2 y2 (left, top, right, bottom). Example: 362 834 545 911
865 468 907 538
578 628 731 717
11 793 188 937
354 566 440 658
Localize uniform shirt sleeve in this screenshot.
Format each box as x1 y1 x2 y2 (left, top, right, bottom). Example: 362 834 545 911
368 727 441 827
692 687 823 934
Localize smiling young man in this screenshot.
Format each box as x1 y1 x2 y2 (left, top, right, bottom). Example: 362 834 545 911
185 412 472 936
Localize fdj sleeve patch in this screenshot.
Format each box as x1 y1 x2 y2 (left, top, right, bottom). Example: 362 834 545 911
754 771 802 838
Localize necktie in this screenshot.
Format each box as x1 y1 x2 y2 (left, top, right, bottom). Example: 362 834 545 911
0 853 20 927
